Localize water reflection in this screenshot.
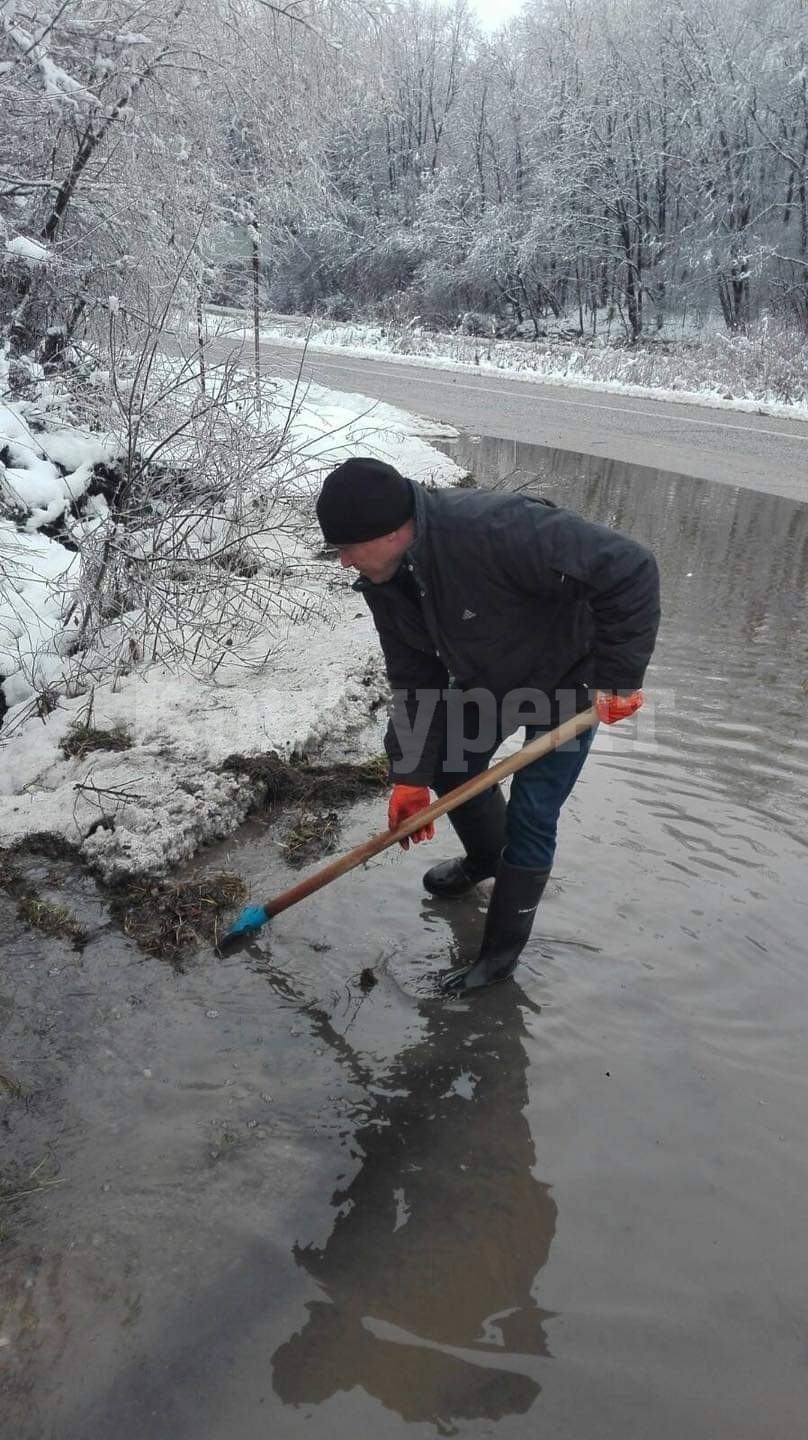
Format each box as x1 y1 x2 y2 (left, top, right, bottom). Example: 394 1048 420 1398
7 442 808 1440
272 902 556 1433
442 437 808 651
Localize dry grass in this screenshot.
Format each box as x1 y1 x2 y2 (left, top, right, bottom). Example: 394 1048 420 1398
281 810 340 866
0 1158 65 1210
59 721 133 760
110 870 247 966
16 895 87 945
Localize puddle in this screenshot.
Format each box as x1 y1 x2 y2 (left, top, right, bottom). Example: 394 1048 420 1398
2 440 808 1438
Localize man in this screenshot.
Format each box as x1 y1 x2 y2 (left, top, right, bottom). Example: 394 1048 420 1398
316 457 660 993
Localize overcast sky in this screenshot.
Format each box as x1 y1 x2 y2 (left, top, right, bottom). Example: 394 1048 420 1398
468 0 525 30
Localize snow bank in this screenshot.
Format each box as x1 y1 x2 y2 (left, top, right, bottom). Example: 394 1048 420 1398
0 523 77 708
0 398 116 524
1 386 121 708
0 375 462 877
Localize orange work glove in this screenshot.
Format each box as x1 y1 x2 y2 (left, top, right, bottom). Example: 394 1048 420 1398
595 689 644 725
387 784 434 850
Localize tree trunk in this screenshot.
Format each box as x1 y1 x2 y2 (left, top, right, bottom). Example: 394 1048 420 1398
250 212 262 412
196 285 207 396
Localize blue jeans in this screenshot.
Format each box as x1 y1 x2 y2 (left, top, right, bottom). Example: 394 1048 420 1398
432 719 596 871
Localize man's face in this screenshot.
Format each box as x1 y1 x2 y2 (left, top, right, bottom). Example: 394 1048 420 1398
335 527 409 584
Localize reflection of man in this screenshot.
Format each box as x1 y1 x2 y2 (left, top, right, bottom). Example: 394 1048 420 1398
272 971 556 1428
316 459 660 991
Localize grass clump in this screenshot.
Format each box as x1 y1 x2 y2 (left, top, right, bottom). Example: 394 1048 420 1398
220 752 390 863
281 810 340 867
60 721 133 760
16 895 87 945
110 870 247 966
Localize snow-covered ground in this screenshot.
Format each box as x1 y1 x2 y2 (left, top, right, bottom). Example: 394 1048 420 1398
211 310 808 419
1 370 462 877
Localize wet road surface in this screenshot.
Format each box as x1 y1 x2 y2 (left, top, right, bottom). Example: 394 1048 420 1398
1 440 808 1438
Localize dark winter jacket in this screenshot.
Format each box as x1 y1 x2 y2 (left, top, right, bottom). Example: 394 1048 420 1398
354 479 661 786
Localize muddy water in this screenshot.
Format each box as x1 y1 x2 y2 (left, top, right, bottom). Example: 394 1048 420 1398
2 439 808 1439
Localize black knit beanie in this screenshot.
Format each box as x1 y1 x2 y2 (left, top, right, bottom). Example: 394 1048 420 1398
316 457 414 545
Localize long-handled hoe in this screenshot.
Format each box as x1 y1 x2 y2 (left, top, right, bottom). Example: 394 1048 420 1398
219 706 597 955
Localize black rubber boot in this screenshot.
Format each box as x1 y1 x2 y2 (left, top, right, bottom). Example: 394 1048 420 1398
423 785 507 897
442 860 551 993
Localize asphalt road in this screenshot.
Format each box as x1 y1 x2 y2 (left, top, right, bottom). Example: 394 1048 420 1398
214 334 808 503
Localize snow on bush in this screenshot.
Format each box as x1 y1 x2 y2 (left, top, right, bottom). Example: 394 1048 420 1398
0 329 337 721
0 330 461 876
249 313 808 416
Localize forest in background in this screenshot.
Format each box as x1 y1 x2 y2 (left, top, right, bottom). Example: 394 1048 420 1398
3 0 808 369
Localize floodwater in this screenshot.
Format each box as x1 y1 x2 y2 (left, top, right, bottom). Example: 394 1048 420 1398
2 438 808 1439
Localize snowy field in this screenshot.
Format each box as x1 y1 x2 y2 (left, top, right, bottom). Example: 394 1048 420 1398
0 364 461 876
210 309 808 419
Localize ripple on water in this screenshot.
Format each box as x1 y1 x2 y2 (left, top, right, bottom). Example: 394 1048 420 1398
4 440 808 1440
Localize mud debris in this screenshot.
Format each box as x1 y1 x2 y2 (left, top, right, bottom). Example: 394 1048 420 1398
1 757 389 964
109 870 248 967
220 751 388 808
281 811 340 866
221 752 389 863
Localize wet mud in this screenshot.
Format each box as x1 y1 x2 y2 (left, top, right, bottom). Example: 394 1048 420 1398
2 440 808 1439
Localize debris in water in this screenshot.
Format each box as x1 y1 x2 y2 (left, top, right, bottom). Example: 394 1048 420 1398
109 870 247 967
16 895 87 945
359 967 378 992
219 753 389 862
281 810 340 866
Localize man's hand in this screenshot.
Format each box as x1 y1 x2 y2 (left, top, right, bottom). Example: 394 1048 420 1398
595 689 644 725
388 784 434 850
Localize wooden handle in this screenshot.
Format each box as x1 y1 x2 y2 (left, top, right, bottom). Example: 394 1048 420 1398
263 706 597 920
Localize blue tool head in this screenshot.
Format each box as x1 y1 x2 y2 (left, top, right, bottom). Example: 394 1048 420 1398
225 904 269 939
